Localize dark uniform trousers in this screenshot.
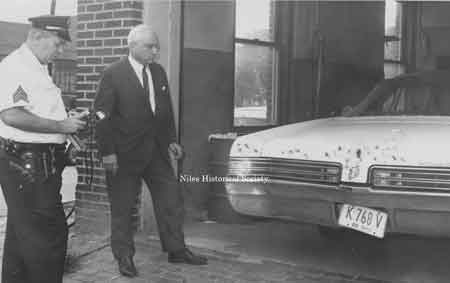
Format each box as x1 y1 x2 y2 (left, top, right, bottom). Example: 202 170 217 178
0 148 67 283
105 141 186 260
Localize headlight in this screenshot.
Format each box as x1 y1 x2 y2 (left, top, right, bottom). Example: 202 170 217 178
370 166 450 193
372 169 403 187
371 169 403 187
227 159 253 176
325 167 340 175
228 157 341 184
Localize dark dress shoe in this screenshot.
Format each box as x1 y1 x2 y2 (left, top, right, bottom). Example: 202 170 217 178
117 256 138 277
168 248 208 265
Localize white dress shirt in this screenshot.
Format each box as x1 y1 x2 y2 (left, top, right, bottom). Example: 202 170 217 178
128 55 156 113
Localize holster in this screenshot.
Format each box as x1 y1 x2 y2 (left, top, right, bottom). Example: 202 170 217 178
0 138 66 184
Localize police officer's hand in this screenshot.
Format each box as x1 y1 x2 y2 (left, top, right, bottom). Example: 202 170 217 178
102 154 118 175
59 112 89 133
168 143 184 160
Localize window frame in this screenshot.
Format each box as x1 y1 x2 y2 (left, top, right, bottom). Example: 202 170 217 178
233 0 280 130
384 0 405 78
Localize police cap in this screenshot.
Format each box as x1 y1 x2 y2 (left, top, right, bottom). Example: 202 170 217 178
28 15 71 42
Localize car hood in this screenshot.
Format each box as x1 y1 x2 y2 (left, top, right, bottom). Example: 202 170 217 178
230 116 450 183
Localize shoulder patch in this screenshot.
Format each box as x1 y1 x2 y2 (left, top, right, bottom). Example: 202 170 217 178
13 86 29 103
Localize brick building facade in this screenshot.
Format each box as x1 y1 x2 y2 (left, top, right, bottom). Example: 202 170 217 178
75 0 143 234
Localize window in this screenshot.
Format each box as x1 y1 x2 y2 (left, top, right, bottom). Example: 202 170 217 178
384 0 404 78
234 0 278 127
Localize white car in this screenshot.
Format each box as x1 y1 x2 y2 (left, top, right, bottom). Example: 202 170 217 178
225 70 450 238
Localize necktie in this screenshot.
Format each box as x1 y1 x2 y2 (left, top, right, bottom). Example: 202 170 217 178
142 65 155 113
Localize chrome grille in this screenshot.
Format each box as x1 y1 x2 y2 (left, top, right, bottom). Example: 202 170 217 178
371 166 450 193
227 157 341 184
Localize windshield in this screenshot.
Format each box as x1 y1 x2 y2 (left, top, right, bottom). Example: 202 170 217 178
367 85 450 116
345 71 450 117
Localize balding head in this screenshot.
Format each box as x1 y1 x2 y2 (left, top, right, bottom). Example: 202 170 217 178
128 25 156 45
128 25 160 64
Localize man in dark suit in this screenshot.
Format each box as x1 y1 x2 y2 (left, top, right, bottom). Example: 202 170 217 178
94 24 207 278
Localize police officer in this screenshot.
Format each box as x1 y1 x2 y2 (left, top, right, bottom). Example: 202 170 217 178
0 15 87 283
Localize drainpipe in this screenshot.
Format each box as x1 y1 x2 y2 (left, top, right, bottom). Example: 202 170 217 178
315 35 324 118
313 1 325 118
50 0 56 15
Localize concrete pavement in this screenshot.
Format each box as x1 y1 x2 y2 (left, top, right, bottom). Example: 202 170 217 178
63 232 385 283
1 212 448 283
0 214 387 283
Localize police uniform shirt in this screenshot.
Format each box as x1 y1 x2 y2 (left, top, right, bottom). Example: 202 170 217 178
0 43 67 144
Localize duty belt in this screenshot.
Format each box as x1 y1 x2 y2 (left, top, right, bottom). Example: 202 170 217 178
0 137 66 184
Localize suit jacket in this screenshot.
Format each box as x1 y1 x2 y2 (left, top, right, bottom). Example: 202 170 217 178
94 57 176 172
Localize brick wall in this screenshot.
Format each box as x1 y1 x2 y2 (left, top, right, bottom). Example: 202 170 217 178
75 0 143 234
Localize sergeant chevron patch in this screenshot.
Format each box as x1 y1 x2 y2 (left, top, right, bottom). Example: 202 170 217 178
13 86 29 103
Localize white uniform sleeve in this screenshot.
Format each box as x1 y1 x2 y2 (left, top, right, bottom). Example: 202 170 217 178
0 72 30 112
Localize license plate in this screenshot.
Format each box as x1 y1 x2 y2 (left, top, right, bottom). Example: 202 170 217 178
338 204 388 238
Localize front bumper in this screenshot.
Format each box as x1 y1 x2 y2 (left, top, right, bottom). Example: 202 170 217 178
225 180 450 237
